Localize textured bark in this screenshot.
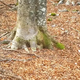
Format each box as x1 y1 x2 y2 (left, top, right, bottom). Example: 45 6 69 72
16 0 38 40
10 0 52 52
35 0 47 31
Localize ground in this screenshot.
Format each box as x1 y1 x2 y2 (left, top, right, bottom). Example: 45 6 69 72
0 0 80 80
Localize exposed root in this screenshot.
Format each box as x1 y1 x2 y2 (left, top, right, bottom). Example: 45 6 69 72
11 42 18 50
29 36 37 52
1 26 64 52
0 27 16 45
0 32 10 39
22 44 29 53
9 27 17 40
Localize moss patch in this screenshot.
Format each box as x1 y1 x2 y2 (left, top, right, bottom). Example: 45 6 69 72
43 33 52 49
16 37 25 44
47 18 52 21
55 42 65 49
50 13 56 16
36 30 52 49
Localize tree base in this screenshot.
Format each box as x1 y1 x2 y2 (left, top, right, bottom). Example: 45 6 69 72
2 28 65 52
10 29 53 52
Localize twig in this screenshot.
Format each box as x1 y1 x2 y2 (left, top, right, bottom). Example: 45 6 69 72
0 67 23 80
0 73 23 80
1 43 40 58
0 6 4 9
71 27 80 33
0 1 12 8
49 0 55 5
0 32 10 39
0 58 33 62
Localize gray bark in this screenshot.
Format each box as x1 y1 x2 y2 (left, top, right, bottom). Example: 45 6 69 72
11 0 47 51
35 0 47 30
16 0 38 40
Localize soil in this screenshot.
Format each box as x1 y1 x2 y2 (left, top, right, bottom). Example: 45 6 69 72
0 0 80 80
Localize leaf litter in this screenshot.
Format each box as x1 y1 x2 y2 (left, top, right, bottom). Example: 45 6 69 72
0 0 80 80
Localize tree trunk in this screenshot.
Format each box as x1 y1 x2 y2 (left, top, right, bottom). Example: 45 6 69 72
9 0 53 52
9 0 64 52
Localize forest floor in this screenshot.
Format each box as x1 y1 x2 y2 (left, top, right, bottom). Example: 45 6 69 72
0 0 80 80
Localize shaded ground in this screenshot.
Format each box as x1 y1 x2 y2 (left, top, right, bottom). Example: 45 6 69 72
0 0 80 80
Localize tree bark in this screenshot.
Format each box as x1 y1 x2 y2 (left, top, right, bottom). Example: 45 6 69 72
9 0 64 52
10 0 53 52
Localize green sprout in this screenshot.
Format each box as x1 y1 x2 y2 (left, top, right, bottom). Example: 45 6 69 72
47 18 52 21
72 9 79 12
55 42 65 49
51 13 56 16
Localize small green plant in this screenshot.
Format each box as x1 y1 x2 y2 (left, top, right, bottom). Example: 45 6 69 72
51 13 56 16
47 18 52 21
55 42 65 49
1 40 10 44
15 0 18 6
72 9 79 12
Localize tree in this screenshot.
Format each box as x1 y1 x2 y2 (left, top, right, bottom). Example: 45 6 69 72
7 0 64 52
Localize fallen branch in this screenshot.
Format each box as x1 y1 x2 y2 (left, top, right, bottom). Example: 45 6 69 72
0 73 23 80
0 1 17 11
0 58 33 62
71 27 80 33
0 67 23 80
0 1 12 8
0 32 10 39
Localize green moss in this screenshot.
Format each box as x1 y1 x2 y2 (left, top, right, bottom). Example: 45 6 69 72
15 3 18 6
15 0 18 6
51 13 56 16
36 30 52 49
72 9 79 12
43 33 52 49
1 40 10 44
37 30 65 50
55 42 65 49
36 30 44 44
47 18 52 21
16 37 25 44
